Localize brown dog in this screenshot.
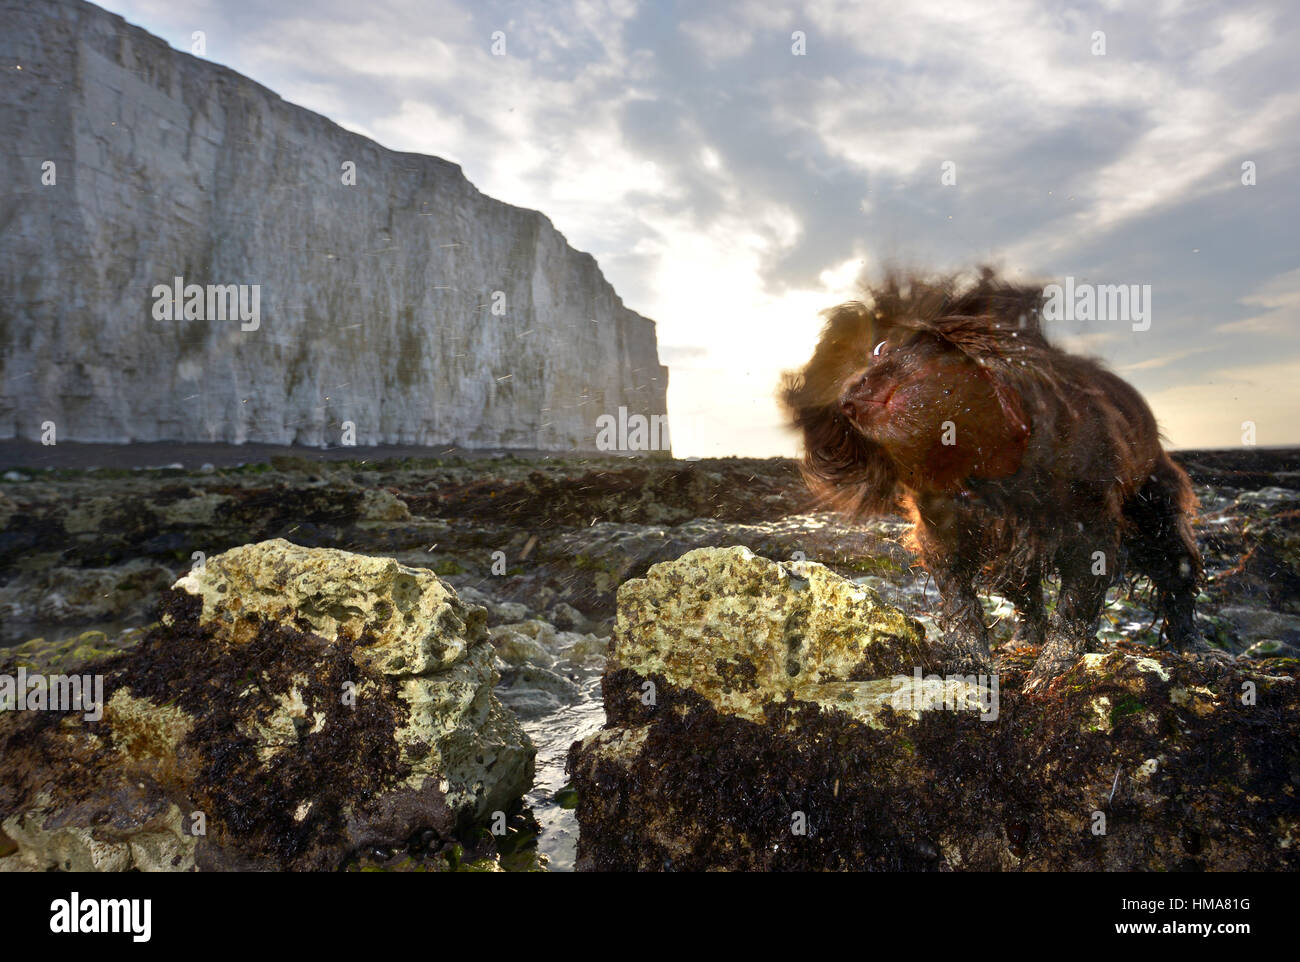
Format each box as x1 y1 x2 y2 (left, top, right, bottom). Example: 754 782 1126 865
780 269 1205 689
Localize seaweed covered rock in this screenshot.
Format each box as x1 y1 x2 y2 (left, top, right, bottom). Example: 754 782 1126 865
567 546 1300 870
0 539 535 871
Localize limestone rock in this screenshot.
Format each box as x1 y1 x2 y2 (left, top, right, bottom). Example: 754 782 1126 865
0 539 535 871
0 0 666 450
0 560 176 629
608 546 935 723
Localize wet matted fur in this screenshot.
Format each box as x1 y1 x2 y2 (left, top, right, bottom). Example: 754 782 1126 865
779 268 1203 689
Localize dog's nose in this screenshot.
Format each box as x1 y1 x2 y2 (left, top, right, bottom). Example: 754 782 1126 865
840 374 869 418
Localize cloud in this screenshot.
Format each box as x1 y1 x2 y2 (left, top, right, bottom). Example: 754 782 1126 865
1215 267 1300 336
1116 346 1215 373
1194 9 1275 74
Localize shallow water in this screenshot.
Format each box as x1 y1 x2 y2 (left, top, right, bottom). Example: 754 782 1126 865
517 675 606 871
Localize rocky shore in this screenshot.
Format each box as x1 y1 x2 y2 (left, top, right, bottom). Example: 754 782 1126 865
568 547 1298 870
1 448 1297 870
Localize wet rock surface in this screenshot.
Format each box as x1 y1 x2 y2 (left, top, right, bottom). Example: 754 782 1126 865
0 540 534 872
1 447 1298 870
607 546 935 722
0 454 816 646
568 548 1299 871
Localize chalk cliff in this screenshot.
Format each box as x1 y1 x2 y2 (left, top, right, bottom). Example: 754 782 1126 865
0 0 668 451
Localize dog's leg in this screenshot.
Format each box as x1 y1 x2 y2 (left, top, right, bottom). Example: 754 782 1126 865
1144 522 1202 650
930 564 992 673
1000 573 1046 649
1025 534 1118 691
1123 457 1199 639
1124 454 1229 661
914 498 991 673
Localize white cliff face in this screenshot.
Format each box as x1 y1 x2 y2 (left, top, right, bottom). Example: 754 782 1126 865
0 0 668 451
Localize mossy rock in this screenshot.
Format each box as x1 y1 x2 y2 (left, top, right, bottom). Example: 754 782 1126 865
2 629 145 673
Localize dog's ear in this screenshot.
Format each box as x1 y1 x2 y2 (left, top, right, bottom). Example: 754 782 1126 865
969 364 1031 477
781 302 877 410
780 386 901 517
780 302 901 516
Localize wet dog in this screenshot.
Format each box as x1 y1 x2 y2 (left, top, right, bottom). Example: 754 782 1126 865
780 269 1205 689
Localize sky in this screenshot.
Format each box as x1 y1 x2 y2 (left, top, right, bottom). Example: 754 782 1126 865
100 0 1300 458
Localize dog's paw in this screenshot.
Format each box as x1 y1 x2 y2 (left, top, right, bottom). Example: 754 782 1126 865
1024 636 1084 693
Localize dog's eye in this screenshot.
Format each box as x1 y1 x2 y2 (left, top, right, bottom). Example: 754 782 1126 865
872 340 887 357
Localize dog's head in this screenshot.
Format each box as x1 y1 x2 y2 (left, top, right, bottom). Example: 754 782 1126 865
780 270 1042 512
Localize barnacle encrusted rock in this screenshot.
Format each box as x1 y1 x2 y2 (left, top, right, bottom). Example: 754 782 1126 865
568 546 1300 871
172 539 472 674
0 539 534 871
606 546 945 724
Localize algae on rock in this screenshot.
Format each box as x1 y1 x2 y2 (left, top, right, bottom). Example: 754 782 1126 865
569 546 1300 871
0 539 535 871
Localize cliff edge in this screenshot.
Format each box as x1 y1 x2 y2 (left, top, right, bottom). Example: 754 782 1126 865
0 0 668 451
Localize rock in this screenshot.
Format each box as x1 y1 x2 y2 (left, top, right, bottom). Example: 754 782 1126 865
487 617 609 673
499 665 583 704
567 546 1300 871
1243 639 1300 659
0 539 535 871
489 602 532 625
1217 606 1300 646
493 645 588 721
548 603 586 631
0 560 177 629
497 619 558 646
1234 511 1300 612
0 629 144 673
559 632 611 666
496 689 564 721
0 0 665 450
417 464 807 527
605 546 934 723
1235 487 1300 509
489 626 556 668
453 584 492 608
358 488 412 523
